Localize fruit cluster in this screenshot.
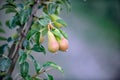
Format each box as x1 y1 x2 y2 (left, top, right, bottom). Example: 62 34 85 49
38 14 69 53
47 24 68 53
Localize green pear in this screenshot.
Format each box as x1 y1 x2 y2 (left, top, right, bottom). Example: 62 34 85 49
48 31 59 53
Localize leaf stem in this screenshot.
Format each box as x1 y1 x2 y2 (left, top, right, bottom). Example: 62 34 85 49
39 27 47 32
32 67 53 78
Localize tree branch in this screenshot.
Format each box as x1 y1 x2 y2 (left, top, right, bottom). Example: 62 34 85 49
7 0 40 76
8 41 16 59
8 26 24 60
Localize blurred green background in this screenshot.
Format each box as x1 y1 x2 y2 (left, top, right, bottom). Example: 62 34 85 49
0 0 120 80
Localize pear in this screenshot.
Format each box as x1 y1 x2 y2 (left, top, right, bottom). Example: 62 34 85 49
48 31 59 53
58 37 68 51
39 36 44 43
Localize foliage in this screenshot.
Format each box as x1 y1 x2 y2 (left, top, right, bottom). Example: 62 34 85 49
0 0 71 80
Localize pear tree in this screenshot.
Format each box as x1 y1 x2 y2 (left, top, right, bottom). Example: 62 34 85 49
0 0 71 79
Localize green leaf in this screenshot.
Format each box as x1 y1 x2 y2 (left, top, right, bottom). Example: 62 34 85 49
55 4 62 15
26 29 37 40
48 3 57 14
19 52 27 64
24 75 32 80
34 32 40 45
0 36 7 41
47 74 54 80
43 13 51 21
56 0 71 13
23 40 31 50
0 4 16 10
59 29 68 39
0 44 8 56
19 8 31 25
6 15 20 29
31 23 41 31
49 14 61 21
51 28 62 39
34 61 41 73
20 61 29 78
5 8 17 14
27 22 41 40
7 37 13 42
19 49 24 56
48 3 53 14
0 57 12 71
6 0 15 4
43 6 48 14
43 61 64 73
0 28 5 33
29 54 35 62
32 44 46 54
42 27 48 36
11 33 19 41
16 3 24 9
62 0 71 13
29 54 41 73
20 11 27 25
25 0 34 6
38 18 49 26
55 19 67 27
39 13 51 26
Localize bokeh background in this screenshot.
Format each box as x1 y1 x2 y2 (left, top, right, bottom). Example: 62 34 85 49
0 0 120 80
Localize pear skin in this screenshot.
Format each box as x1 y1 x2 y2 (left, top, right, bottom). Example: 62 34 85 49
59 37 68 51
48 31 59 53
39 36 44 43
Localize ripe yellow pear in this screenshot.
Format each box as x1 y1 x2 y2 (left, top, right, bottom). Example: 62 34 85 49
58 37 68 51
48 31 59 53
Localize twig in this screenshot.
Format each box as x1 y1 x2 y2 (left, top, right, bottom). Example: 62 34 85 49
8 41 17 59
32 67 53 78
8 27 23 59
